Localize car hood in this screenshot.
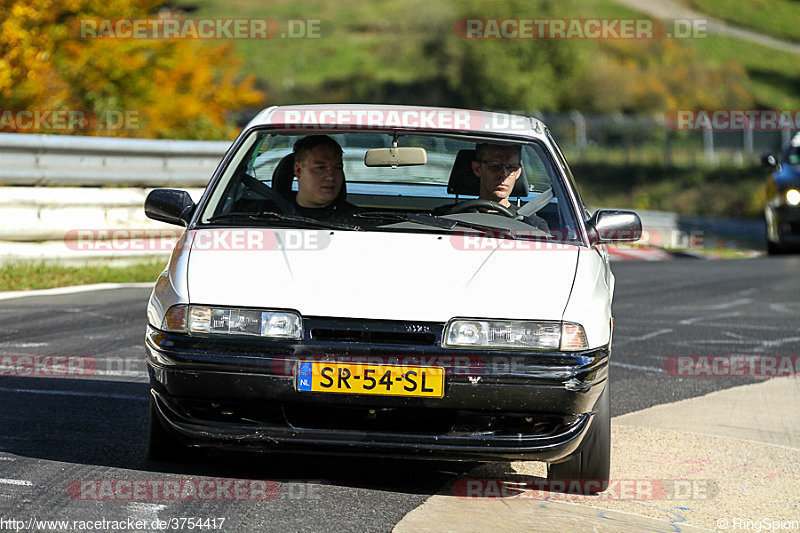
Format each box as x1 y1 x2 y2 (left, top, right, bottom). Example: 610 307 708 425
185 228 580 323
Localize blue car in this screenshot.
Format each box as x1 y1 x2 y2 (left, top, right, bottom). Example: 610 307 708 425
764 133 800 254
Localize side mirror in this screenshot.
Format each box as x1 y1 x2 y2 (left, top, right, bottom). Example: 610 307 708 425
588 210 642 244
145 189 195 227
761 153 779 169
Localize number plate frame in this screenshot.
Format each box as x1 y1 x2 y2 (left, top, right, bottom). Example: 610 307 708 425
296 361 445 398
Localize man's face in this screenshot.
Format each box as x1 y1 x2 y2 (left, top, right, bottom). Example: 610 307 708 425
471 146 522 207
294 146 345 208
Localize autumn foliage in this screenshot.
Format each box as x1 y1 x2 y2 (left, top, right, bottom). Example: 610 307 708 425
0 0 264 139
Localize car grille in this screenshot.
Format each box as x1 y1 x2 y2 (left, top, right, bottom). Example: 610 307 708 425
310 328 436 345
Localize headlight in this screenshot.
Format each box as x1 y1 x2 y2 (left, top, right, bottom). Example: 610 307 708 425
161 305 302 339
443 319 588 351
786 189 800 206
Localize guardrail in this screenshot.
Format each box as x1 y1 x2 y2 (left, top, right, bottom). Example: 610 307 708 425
0 132 230 187
0 132 766 261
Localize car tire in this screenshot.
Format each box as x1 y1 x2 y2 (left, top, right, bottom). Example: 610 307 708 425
146 395 190 462
546 386 610 495
767 240 786 255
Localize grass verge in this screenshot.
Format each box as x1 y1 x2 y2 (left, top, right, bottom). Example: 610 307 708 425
685 0 800 43
0 259 166 292
663 247 763 259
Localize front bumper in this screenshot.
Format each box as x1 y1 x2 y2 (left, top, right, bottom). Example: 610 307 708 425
766 204 800 244
145 318 609 461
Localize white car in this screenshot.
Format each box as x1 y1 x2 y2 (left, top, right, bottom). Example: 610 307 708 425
144 105 640 494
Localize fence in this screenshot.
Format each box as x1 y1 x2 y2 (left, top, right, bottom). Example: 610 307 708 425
0 113 793 189
535 112 793 167
0 125 771 257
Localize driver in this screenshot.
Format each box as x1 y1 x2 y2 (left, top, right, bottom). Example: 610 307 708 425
292 135 359 221
471 143 548 231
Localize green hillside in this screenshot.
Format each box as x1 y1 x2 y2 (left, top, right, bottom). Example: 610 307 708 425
187 0 800 111
686 0 800 43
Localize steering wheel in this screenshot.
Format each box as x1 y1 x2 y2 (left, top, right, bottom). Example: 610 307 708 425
440 199 517 218
241 174 297 214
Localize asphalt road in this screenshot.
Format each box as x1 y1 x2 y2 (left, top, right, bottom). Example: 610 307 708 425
0 255 798 532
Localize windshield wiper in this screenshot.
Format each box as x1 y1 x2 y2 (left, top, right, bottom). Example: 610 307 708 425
206 211 360 231
354 211 517 239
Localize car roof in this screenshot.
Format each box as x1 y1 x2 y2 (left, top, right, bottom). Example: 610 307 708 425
244 104 547 139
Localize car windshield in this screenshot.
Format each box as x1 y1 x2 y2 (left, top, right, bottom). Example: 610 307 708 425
198 130 583 244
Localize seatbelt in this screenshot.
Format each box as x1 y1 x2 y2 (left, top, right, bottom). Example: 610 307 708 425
516 188 553 217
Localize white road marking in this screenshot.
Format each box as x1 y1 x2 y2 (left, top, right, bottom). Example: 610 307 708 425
616 329 673 342
0 282 153 301
769 303 798 313
128 503 167 523
0 478 32 486
0 342 49 348
671 298 753 311
0 386 146 401
65 308 116 321
610 361 665 373
700 322 785 331
723 331 748 339
679 311 741 325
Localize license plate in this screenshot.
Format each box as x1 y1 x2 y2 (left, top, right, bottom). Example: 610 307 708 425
296 361 445 398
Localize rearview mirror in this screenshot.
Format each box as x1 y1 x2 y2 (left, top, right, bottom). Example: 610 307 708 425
364 147 427 167
761 152 779 169
145 189 195 227
588 210 642 244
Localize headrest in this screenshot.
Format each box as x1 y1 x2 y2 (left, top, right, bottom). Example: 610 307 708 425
447 149 529 197
271 153 347 201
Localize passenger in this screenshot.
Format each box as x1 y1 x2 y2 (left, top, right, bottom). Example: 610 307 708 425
292 135 359 221
471 143 548 231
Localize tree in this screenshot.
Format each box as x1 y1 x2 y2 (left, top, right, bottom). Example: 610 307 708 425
435 0 586 111
567 39 753 113
0 0 264 138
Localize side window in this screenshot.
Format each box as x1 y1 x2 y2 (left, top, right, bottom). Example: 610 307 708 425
522 150 551 193
545 128 587 217
250 134 296 183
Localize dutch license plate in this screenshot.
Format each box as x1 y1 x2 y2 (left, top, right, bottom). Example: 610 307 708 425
296 361 445 398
